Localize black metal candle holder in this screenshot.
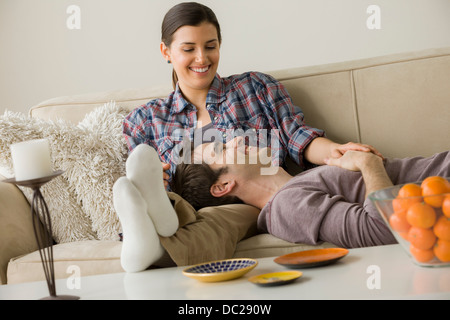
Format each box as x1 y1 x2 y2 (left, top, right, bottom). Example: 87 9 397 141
3 170 79 300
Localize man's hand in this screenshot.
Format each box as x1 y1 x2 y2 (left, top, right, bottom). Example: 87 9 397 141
325 150 393 198
324 150 381 172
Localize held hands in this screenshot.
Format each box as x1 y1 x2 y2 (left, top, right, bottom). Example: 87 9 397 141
324 142 384 172
324 149 383 172
329 142 383 160
324 143 392 198
305 138 383 166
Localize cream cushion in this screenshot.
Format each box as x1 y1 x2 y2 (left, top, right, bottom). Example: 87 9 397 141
7 241 123 284
354 54 450 157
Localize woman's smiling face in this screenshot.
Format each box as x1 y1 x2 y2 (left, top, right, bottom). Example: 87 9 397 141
161 22 220 96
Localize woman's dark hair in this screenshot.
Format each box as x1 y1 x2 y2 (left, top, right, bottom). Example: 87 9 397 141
161 2 222 89
170 162 242 211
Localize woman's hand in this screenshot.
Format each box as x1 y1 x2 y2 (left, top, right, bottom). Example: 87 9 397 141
162 162 171 189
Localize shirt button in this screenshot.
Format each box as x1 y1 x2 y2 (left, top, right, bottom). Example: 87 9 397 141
214 116 218 121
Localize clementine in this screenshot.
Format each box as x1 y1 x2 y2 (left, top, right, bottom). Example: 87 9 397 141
433 239 450 262
399 183 422 198
421 176 450 208
433 215 450 241
406 202 436 229
389 210 410 233
393 183 422 212
392 199 405 212
443 195 450 218
409 245 435 263
408 227 436 250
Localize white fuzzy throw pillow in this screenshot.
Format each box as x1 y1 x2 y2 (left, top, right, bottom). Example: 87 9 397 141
0 102 128 243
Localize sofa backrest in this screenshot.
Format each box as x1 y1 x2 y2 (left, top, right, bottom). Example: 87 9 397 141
30 47 450 159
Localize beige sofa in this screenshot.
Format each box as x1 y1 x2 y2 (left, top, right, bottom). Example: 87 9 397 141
1 47 450 285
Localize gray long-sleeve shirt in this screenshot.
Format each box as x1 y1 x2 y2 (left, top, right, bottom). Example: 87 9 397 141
257 151 450 248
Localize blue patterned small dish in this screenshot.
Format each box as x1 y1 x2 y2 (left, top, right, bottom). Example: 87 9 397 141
182 258 258 282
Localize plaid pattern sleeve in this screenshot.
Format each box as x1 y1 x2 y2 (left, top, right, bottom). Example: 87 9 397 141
122 106 147 152
249 72 325 167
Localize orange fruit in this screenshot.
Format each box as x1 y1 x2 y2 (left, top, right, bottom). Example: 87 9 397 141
392 199 405 212
393 183 422 212
433 216 450 241
398 183 422 198
406 202 437 228
409 245 435 263
421 176 450 208
443 195 450 218
389 210 411 233
433 239 450 262
408 227 436 250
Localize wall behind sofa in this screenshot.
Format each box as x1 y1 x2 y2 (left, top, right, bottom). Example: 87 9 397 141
1 0 450 115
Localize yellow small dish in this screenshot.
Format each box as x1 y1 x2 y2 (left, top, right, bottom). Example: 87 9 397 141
182 258 258 283
248 271 303 287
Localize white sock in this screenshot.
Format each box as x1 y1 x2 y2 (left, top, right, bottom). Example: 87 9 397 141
126 144 178 237
113 177 164 272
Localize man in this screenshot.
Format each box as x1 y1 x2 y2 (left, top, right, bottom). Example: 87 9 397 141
171 138 450 248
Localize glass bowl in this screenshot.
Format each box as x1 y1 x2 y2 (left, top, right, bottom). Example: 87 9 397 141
369 177 450 267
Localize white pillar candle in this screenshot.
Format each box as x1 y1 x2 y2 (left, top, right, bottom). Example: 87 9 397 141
10 139 53 181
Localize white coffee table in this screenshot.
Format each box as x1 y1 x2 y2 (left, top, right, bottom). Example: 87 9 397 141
1 244 449 300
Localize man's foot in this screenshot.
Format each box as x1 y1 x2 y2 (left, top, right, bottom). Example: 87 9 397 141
125 144 178 237
113 177 164 272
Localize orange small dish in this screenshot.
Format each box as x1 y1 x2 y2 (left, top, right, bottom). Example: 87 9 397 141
274 248 349 268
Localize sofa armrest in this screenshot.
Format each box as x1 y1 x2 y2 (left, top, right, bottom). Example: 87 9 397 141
0 175 39 285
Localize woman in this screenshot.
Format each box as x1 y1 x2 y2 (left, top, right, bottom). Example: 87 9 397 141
123 2 381 188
